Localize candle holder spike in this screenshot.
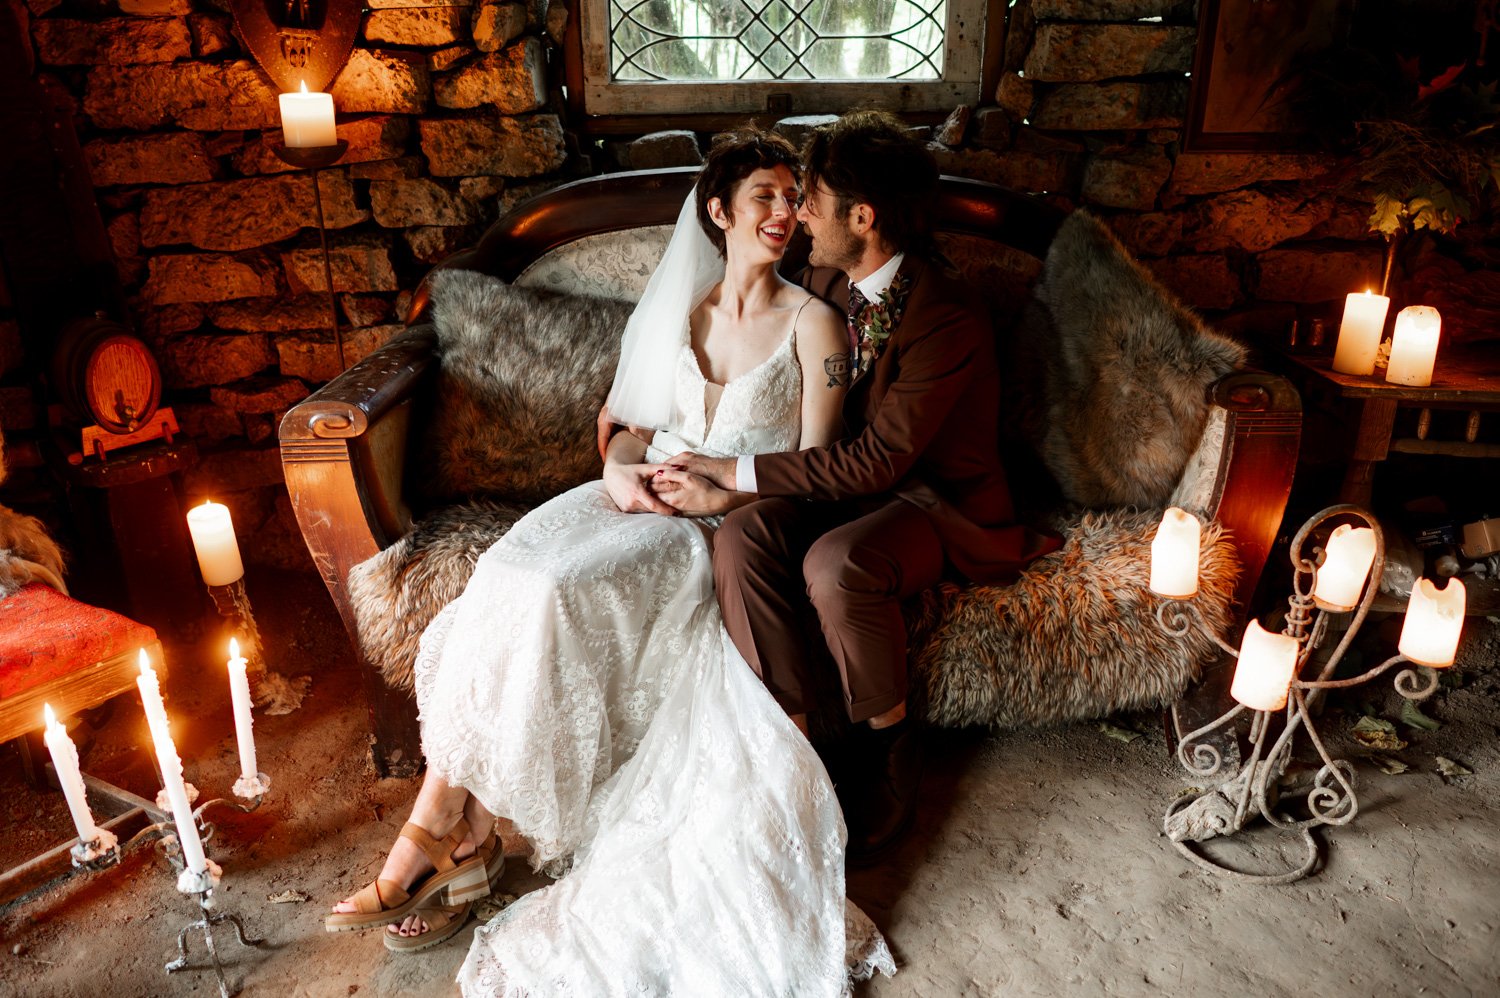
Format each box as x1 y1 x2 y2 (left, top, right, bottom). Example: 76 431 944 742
1154 504 1458 884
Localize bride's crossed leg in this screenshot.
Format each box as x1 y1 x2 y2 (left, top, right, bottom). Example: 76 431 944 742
330 481 718 940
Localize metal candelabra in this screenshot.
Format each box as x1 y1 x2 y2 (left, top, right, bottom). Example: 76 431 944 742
1156 505 1453 885
71 777 271 997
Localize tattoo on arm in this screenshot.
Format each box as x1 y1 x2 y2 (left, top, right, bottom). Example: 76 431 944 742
823 352 850 388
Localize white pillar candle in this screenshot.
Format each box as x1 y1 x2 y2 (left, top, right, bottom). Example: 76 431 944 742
1332 290 1391 375
136 650 208 874
226 638 258 783
1385 305 1442 387
186 500 244 587
43 704 99 844
278 80 337 148
1149 507 1201 598
1311 524 1377 611
1398 577 1466 668
1230 621 1300 712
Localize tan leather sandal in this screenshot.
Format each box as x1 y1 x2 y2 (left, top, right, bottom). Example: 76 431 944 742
383 899 474 953
325 818 490 933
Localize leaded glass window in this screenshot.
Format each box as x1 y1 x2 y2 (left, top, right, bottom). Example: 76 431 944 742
579 0 983 115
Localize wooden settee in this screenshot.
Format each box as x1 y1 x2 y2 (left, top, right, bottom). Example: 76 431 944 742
278 168 1300 777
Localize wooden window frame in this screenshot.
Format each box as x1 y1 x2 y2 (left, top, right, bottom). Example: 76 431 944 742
571 0 987 119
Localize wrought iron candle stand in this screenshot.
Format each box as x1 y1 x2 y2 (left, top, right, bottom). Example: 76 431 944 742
1156 505 1444 885
273 140 350 371
71 777 271 997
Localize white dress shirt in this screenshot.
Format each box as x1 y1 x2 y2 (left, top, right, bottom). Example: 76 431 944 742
735 252 905 493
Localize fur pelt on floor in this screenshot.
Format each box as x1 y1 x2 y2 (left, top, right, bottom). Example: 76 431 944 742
0 425 67 599
414 269 634 507
907 508 1239 728
349 499 528 690
1010 211 1247 509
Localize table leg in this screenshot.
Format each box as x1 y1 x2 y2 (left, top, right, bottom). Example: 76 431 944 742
1339 397 1399 506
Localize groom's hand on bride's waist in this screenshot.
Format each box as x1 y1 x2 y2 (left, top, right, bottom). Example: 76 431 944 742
665 452 736 491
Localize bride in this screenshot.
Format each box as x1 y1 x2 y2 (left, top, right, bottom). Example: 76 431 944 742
328 127 896 995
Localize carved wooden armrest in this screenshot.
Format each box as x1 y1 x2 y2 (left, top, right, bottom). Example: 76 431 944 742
278 326 437 632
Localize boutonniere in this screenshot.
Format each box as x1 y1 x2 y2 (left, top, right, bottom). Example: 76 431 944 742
852 272 912 381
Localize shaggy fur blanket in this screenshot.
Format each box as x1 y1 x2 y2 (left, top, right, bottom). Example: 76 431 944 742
907 509 1238 728
1010 210 1246 508
349 499 528 690
413 269 633 507
0 425 67 599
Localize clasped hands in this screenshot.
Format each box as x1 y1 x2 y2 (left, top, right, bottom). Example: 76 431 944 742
602 454 739 519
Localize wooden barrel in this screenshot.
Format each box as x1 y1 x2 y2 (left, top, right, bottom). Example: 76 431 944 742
51 316 162 434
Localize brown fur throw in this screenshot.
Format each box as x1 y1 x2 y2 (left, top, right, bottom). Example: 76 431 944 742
908 508 1238 728
413 269 634 507
0 424 68 599
1009 210 1246 508
349 499 528 689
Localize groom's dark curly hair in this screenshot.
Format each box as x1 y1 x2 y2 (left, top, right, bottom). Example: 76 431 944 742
803 110 939 258
696 127 800 257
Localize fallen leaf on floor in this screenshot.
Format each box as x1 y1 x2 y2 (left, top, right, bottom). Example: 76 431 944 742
1371 755 1410 775
474 893 517 921
1352 715 1407 750
267 890 309 904
1399 698 1442 732
1436 756 1473 780
1098 722 1141 744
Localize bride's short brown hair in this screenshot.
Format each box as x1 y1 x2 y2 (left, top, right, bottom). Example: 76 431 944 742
696 127 800 256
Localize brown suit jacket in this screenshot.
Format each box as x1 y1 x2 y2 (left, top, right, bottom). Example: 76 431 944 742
755 255 1058 582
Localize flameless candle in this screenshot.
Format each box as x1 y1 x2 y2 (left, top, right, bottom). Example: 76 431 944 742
1385 305 1442 387
186 500 244 587
43 704 99 844
1398 577 1466 668
1331 291 1391 376
1230 621 1300 712
278 80 337 149
1149 507 1201 598
226 638 258 784
1311 524 1377 611
136 651 208 874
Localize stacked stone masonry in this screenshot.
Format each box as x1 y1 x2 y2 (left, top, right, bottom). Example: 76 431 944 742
19 0 563 567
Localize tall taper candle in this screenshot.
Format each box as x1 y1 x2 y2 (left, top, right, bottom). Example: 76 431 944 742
136 651 208 874
43 704 99 844
226 637 258 783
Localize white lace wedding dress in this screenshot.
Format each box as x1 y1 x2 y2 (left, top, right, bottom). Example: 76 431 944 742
413 326 896 997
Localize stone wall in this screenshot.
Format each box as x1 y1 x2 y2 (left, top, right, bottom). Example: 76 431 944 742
939 0 1380 344
9 0 569 570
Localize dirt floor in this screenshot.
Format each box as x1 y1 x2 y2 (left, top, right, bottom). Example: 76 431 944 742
2 567 1497 998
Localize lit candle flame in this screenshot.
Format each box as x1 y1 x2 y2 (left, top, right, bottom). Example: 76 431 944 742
44 703 57 728
229 636 240 659
299 80 308 94
138 647 151 675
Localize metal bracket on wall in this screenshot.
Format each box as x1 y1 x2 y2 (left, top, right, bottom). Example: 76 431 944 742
229 0 362 92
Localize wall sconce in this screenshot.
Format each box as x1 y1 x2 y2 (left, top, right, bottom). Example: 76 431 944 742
1150 505 1465 884
229 0 362 93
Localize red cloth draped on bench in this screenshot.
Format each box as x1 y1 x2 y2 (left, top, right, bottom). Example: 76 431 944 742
0 583 159 745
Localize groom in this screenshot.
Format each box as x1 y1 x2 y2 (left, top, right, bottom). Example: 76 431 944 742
662 111 1056 860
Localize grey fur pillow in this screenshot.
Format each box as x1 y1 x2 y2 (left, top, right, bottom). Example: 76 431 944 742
414 269 635 506
1009 211 1246 509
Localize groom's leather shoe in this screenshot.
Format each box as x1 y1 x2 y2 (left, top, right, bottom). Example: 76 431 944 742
845 719 924 866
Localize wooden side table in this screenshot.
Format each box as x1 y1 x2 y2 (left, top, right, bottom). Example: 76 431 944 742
1286 348 1500 506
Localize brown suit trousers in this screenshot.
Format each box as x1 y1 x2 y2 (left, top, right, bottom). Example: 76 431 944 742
714 256 1056 722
